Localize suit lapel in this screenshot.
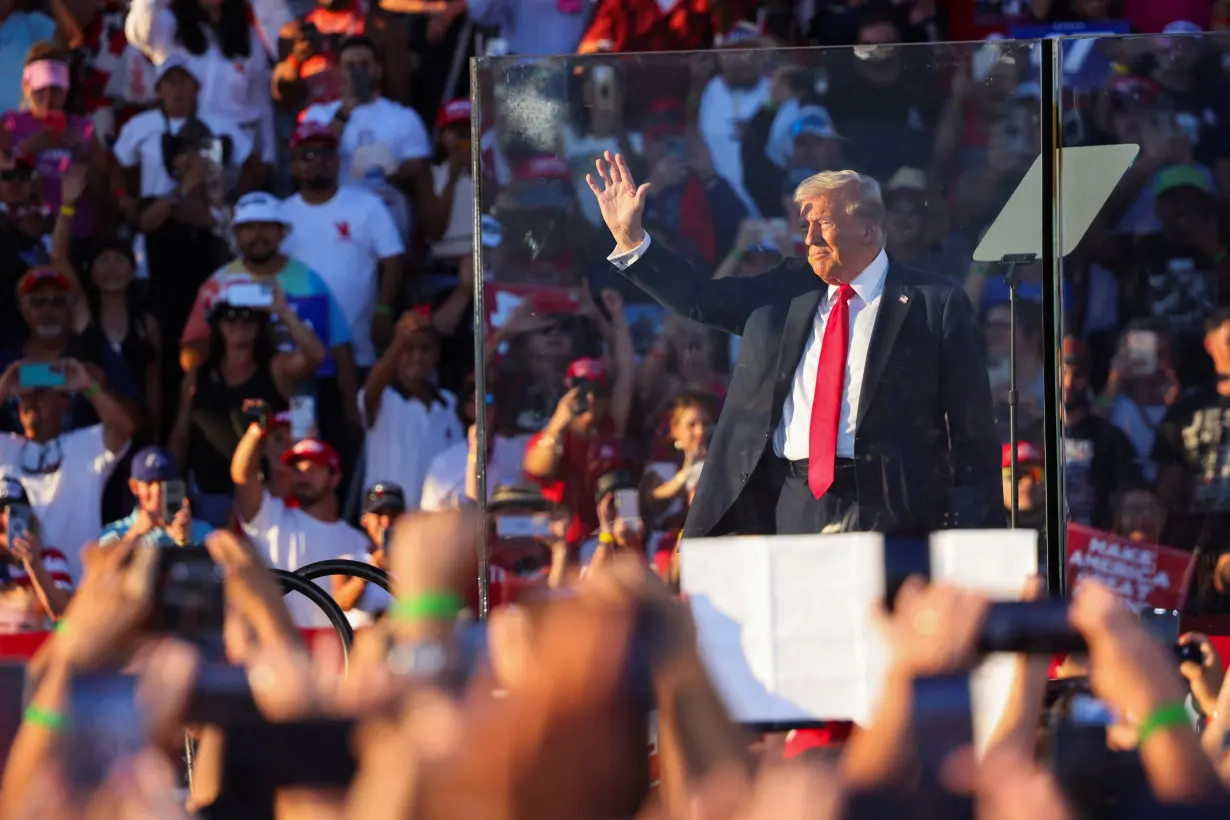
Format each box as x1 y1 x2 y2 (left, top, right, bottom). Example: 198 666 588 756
856 265 914 431
771 281 827 420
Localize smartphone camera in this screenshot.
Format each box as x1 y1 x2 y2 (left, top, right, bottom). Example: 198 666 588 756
4 504 32 545
149 546 225 658
160 480 185 525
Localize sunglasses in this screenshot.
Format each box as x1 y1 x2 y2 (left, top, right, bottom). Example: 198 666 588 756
220 307 258 322
27 294 68 309
296 147 337 162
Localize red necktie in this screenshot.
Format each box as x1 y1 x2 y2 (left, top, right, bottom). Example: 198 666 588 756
808 283 855 499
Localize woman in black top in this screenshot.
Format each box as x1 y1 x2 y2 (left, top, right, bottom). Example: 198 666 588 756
168 286 324 527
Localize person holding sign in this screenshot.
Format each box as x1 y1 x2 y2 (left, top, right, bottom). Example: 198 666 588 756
587 153 1000 536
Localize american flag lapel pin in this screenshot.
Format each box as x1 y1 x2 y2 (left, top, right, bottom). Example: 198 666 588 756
898 294 909 304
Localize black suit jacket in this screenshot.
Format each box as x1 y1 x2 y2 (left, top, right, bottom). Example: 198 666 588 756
620 240 1001 537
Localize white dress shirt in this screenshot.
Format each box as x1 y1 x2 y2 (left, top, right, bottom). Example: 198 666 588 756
608 235 889 461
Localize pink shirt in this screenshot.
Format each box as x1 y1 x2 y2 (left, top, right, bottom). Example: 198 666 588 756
1 110 95 236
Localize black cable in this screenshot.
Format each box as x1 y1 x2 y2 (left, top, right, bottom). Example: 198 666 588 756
292 559 392 594
269 569 354 653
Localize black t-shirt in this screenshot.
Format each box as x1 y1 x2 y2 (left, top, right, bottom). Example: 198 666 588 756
1153 386 1230 549
1063 415 1142 532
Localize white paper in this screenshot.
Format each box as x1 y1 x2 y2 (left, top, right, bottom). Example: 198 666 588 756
681 529 1038 735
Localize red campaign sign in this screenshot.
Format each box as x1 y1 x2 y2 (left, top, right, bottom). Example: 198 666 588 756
1066 523 1195 610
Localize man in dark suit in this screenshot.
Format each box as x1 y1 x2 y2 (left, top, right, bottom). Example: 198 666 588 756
584 152 1000 537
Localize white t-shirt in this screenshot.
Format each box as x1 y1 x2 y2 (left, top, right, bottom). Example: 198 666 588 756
359 387 464 510
240 491 371 626
279 187 405 367
698 75 770 214
113 107 255 197
301 97 431 181
335 549 393 629
420 434 531 511
0 426 128 579
429 164 474 259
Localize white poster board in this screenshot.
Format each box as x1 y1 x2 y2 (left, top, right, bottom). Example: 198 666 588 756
680 529 1037 749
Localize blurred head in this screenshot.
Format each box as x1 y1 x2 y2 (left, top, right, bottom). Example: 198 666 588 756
1002 442 1044 512
1072 0 1111 18
883 168 928 246
290 123 340 192
233 192 289 264
789 106 843 171
1204 308 1230 373
155 62 199 118
793 170 885 284
17 388 68 441
1153 165 1218 240
669 391 712 455
17 268 72 340
21 44 69 117
282 439 342 508
1061 336 1091 413
0 157 37 215
640 99 686 167
360 482 406 543
716 44 762 89
984 303 1012 361
337 36 381 100
397 324 441 386
1115 322 1173 390
521 315 575 364
89 241 136 295
211 303 265 350
1114 485 1165 544
670 321 717 375
1153 23 1201 73
853 13 903 81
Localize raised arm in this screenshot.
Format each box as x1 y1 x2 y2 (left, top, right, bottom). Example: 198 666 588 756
585 151 772 336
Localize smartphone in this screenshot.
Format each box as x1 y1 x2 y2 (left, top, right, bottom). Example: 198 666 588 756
1124 330 1158 376
1139 607 1181 646
160 479 185 524
226 282 274 309
150 547 225 659
494 514 552 539
289 395 316 441
241 398 271 430
18 362 65 389
0 664 25 773
615 488 640 524
912 674 974 788
66 674 144 793
5 504 31 544
349 65 374 103
978 600 1086 654
882 534 931 613
184 663 263 726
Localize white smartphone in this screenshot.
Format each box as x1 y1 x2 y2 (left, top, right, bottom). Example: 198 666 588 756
226 283 274 309
614 488 640 523
495 514 552 539
289 396 316 441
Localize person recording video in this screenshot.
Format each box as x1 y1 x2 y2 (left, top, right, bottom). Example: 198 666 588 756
331 481 400 627
98 446 214 547
0 477 72 632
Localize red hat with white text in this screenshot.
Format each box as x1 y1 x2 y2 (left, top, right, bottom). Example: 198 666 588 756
436 98 471 131
564 357 609 389
290 122 339 150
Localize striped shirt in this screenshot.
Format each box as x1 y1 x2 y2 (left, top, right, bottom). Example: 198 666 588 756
0 548 74 633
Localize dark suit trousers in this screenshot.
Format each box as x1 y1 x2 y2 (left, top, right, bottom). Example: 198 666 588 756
745 450 861 535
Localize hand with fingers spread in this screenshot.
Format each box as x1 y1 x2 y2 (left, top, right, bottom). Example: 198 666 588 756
585 151 652 253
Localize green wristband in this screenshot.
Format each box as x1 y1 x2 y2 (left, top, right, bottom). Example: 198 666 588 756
82 383 100 398
394 592 463 622
23 705 66 732
1138 701 1190 747
53 619 66 633
374 304 393 316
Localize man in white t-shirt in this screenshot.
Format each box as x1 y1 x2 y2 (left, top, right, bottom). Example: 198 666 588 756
421 385 529 511
299 35 431 185
0 359 133 578
232 422 368 626
279 121 405 368
360 312 463 510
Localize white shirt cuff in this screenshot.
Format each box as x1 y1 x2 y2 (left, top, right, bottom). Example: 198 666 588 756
607 232 652 269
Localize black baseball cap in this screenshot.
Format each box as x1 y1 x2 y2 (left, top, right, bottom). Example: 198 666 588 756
363 482 406 515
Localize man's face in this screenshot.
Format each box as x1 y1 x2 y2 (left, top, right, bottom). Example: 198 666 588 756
156 70 198 114
798 188 874 284
339 45 380 99
235 222 285 265
398 330 440 384
131 480 165 522
1062 362 1089 408
1117 489 1164 543
1205 321 1230 371
17 389 67 440
289 460 335 506
292 141 339 191
20 286 70 339
885 192 924 245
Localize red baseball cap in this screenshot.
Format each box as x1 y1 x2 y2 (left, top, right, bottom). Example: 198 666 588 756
512 155 570 183
290 122 338 151
17 266 71 297
436 98 471 130
782 723 855 759
564 357 609 389
282 438 341 472
1002 441 1043 469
